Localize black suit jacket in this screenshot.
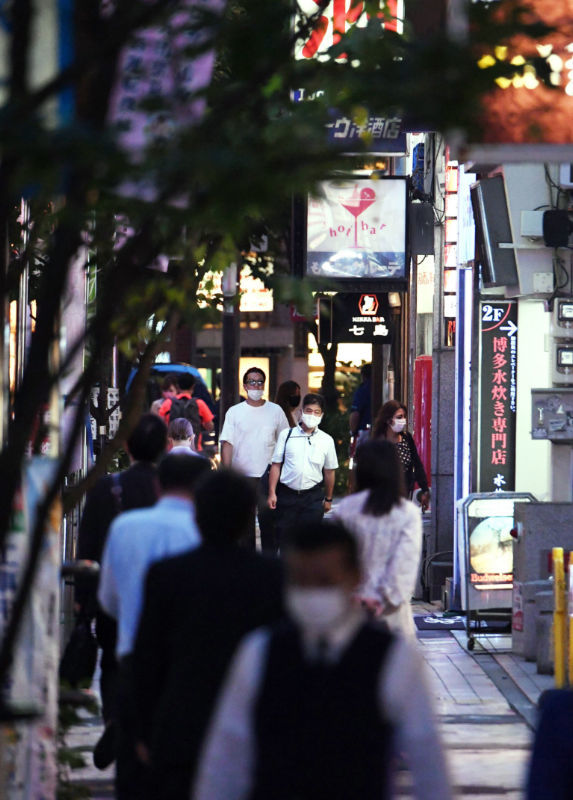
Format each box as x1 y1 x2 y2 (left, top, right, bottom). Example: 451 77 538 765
133 543 284 774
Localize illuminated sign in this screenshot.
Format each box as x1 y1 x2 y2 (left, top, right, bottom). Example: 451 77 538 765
306 178 407 281
477 301 518 492
295 0 403 61
318 292 392 343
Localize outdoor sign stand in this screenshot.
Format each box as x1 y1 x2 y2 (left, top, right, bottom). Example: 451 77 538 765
457 492 536 651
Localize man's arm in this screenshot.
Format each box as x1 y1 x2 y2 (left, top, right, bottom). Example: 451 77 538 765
381 638 453 800
349 410 360 436
193 630 267 800
322 468 335 511
221 441 233 467
267 463 282 509
97 528 120 620
196 398 215 433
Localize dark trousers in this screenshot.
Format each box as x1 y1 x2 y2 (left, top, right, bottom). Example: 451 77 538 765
95 609 119 723
243 476 278 553
116 656 149 800
527 689 573 799
147 763 192 800
275 483 324 550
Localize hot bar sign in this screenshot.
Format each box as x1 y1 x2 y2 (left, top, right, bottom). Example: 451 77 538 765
306 178 407 280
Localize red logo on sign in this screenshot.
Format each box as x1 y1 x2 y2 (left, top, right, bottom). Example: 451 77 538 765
359 294 378 315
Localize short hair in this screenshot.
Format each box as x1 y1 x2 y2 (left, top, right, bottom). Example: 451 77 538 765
161 373 179 392
243 366 266 384
302 393 325 412
127 413 167 462
177 372 196 391
158 452 210 492
283 521 360 572
194 469 256 544
361 363 372 381
168 417 193 441
355 439 406 516
372 399 407 439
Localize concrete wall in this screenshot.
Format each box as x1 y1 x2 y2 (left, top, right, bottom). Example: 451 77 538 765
515 300 552 500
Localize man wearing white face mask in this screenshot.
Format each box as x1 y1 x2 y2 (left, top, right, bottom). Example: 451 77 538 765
267 393 338 550
220 367 289 549
193 521 452 800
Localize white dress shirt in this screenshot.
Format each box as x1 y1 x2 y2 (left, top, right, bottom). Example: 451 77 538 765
193 609 452 800
272 424 338 490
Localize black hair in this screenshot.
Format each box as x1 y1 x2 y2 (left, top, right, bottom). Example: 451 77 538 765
194 469 256 544
127 413 168 462
243 366 266 384
275 380 301 427
355 439 405 516
177 373 196 391
302 392 325 412
158 452 210 492
372 399 407 439
360 363 372 381
161 373 179 392
283 520 360 571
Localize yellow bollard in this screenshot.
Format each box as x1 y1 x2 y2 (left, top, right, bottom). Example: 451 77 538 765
553 547 566 688
569 552 573 686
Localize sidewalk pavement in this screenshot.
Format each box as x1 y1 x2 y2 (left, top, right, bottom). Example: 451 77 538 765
65 601 553 799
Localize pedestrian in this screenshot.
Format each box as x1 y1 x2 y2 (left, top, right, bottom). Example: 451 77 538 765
132 469 284 800
98 452 210 800
349 363 372 443
267 392 338 551
526 688 573 799
372 399 430 511
167 417 199 455
193 520 452 800
220 367 289 549
159 373 214 452
75 412 167 770
332 439 422 637
275 380 302 427
150 374 178 416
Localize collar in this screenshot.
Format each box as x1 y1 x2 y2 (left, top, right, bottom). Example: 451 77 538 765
298 422 319 437
156 495 194 509
299 606 366 658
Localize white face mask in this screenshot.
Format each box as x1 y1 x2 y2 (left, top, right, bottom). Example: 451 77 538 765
247 389 264 401
390 417 407 433
301 412 323 429
285 587 350 634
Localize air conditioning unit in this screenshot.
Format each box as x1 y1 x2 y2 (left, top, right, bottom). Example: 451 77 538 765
559 164 573 190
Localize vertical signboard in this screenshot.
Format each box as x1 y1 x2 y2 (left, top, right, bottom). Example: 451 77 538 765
478 301 518 492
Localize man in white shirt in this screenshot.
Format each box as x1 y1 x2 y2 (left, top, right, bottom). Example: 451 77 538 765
193 520 452 800
268 393 338 550
220 366 289 549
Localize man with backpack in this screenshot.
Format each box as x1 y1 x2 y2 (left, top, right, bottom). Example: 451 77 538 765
159 374 214 452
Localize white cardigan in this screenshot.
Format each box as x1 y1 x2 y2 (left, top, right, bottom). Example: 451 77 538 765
332 491 423 637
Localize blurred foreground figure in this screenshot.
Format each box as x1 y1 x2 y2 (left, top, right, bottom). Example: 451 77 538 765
193 521 452 800
133 470 284 800
526 689 573 799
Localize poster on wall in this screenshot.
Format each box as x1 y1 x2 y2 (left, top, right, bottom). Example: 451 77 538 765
477 300 518 493
306 178 407 282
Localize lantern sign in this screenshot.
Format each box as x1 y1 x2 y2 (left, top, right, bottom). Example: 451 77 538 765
295 0 404 61
477 301 518 492
318 292 393 343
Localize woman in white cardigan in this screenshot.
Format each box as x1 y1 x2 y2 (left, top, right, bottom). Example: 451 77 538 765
332 439 423 638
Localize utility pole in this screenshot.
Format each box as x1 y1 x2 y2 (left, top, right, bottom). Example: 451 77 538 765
221 263 240 423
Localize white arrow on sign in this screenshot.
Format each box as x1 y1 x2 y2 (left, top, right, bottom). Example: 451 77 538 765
500 320 518 337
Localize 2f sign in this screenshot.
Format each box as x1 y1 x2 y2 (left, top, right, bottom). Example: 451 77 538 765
482 305 504 323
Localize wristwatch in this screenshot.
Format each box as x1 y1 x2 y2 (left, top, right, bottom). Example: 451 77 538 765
324 497 333 502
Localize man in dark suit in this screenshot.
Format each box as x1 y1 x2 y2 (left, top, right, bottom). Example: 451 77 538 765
132 469 284 800
76 412 167 767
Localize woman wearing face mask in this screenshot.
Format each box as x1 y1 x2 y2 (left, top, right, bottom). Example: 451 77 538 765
372 400 430 512
332 439 423 638
274 380 302 428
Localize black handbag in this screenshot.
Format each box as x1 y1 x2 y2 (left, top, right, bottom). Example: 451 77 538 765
59 615 98 688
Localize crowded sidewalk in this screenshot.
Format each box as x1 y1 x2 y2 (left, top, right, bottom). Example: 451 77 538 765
64 598 551 799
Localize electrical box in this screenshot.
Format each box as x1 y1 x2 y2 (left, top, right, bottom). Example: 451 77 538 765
520 210 544 238
559 163 573 190
532 388 573 441
552 297 573 337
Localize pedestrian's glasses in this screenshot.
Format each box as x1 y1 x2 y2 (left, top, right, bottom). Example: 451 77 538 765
245 379 264 386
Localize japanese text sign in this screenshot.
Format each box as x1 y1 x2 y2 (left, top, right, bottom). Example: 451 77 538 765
318 292 392 343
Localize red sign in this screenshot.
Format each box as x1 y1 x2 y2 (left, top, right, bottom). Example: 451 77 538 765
358 294 379 315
